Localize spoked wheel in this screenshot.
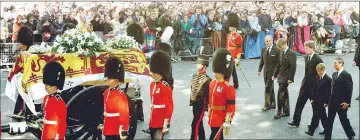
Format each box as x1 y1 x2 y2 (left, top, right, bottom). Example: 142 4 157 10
65 85 109 140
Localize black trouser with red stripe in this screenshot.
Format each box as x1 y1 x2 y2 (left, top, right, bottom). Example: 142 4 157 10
190 100 206 140
209 127 224 140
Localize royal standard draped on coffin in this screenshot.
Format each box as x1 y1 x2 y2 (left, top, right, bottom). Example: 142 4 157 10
5 48 150 114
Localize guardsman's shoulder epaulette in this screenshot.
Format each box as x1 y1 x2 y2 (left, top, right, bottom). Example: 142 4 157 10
225 81 232 87
162 80 169 86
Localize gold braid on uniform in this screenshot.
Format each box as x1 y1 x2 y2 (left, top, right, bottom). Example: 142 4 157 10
190 74 211 105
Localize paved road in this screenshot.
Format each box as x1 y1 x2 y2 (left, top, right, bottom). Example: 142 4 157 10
1 53 359 139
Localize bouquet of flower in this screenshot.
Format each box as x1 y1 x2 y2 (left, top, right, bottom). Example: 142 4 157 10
51 28 104 56
28 42 51 54
104 34 140 51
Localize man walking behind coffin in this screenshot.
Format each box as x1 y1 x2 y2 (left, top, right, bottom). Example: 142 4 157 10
305 63 331 136
258 35 280 111
272 38 297 119
288 41 323 127
325 57 355 140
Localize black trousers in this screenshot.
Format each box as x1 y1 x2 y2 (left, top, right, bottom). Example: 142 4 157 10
136 104 144 121
277 83 290 114
150 128 164 140
264 78 276 107
209 127 224 140
308 103 327 132
325 105 355 139
293 86 315 124
190 101 206 140
105 135 120 140
232 66 239 87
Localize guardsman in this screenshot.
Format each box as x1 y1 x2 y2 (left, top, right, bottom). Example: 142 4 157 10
208 48 236 140
143 42 174 135
148 50 174 140
190 54 212 140
225 12 242 89
41 61 67 139
102 56 135 140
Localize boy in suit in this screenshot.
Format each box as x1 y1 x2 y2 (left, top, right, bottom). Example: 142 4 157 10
305 63 331 136
272 38 297 119
325 57 355 140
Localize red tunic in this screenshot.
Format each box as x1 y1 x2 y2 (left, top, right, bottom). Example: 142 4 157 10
226 32 243 59
103 87 130 136
149 80 174 128
42 93 67 140
208 80 236 127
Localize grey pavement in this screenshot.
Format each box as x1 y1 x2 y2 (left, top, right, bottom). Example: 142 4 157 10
1 53 359 139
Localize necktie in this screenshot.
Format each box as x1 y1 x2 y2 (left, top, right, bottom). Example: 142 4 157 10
335 72 339 78
267 47 270 54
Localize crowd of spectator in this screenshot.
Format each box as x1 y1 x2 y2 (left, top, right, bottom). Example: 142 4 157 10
1 2 359 61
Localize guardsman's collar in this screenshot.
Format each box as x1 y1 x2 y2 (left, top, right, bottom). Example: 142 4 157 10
48 92 60 97
109 85 120 90
156 79 165 84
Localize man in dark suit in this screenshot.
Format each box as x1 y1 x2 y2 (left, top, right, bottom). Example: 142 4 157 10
258 35 280 111
305 63 331 136
289 41 323 127
272 38 297 119
352 45 360 100
325 57 355 140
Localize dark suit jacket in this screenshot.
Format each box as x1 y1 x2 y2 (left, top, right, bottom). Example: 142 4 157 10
274 48 297 83
301 54 323 90
329 70 353 107
311 74 331 106
258 45 281 80
353 45 360 67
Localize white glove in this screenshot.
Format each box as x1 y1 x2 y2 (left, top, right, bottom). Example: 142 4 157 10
235 58 239 64
222 122 231 128
8 122 28 134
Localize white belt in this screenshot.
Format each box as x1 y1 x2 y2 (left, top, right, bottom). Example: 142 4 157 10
104 112 120 117
44 119 58 125
152 104 165 108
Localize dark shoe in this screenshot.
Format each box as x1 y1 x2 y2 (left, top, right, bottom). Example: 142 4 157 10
270 105 276 109
280 113 290 117
274 114 281 119
319 130 325 135
356 96 359 100
348 136 354 140
287 121 299 127
305 130 314 136
261 107 271 112
142 128 151 134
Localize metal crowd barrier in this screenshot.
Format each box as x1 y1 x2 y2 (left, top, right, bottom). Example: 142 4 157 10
0 43 19 69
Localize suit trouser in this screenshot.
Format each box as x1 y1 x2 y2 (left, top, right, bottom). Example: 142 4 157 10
308 103 328 132
293 87 315 124
264 78 276 107
232 66 239 87
277 83 290 114
209 127 224 140
325 105 355 139
190 101 206 140
150 128 165 140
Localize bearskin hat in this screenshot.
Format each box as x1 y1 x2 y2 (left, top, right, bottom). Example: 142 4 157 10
212 48 234 79
17 26 34 48
104 56 125 83
197 54 210 67
43 61 65 90
150 50 171 79
126 23 144 45
62 23 76 34
227 12 239 28
156 42 172 55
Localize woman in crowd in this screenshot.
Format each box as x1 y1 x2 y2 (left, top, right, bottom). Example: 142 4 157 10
25 14 37 31
245 8 262 59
